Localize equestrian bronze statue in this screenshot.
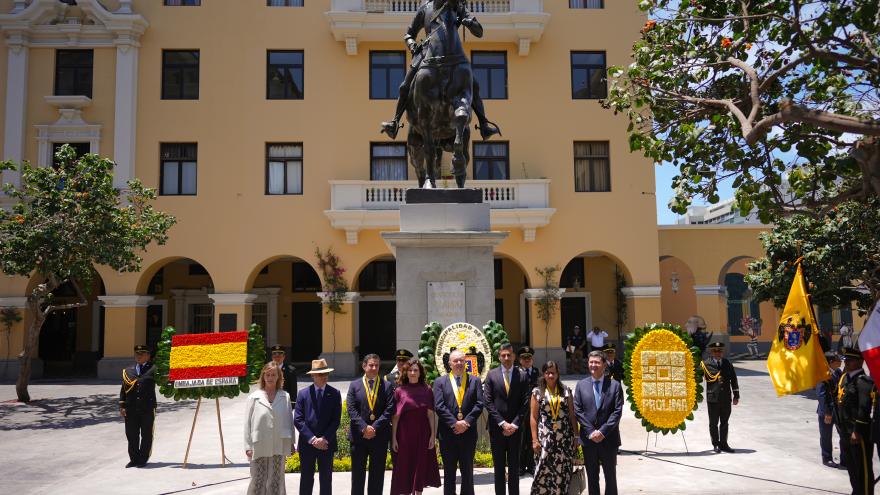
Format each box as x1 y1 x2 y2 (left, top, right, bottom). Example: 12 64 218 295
380 0 501 188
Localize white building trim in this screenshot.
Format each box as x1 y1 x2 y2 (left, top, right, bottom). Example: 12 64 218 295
252 288 281 346
620 286 662 299
98 295 153 307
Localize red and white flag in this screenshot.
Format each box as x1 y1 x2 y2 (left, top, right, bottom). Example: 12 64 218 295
857 303 880 379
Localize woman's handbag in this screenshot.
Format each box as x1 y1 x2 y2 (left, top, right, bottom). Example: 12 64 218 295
568 465 587 494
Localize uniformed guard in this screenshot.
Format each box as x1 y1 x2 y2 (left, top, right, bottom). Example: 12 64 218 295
517 345 539 476
384 348 413 391
270 345 298 406
119 345 157 468
701 341 739 453
835 347 875 495
603 343 625 382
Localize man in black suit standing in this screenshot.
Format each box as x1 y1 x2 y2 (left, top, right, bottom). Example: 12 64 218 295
701 341 739 453
270 344 298 405
603 343 624 383
484 343 529 494
517 346 539 476
434 349 484 495
347 353 395 495
294 358 342 495
574 350 624 495
385 348 413 392
119 345 157 468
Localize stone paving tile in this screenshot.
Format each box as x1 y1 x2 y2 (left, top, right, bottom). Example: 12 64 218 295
0 360 868 494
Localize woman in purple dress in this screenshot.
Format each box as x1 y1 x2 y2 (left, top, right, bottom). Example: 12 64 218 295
390 358 441 495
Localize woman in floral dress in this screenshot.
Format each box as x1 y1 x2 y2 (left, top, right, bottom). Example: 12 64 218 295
529 360 579 494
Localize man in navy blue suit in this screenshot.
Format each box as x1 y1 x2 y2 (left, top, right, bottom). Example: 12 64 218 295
483 343 529 495
347 353 395 495
816 351 843 468
574 350 624 495
294 358 342 495
434 349 484 495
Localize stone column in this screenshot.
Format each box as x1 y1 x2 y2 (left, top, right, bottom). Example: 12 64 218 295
694 284 729 346
0 296 31 380
523 288 566 370
97 295 153 379
317 291 359 376
209 293 258 333
2 34 28 190
112 35 140 189
621 285 663 331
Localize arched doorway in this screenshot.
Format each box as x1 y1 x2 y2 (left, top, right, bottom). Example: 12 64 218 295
493 255 529 346
356 257 397 361
138 258 216 353
559 252 632 347
247 256 323 365
35 275 105 377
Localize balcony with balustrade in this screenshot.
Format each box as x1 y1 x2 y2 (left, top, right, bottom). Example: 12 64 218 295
325 179 555 244
326 0 550 56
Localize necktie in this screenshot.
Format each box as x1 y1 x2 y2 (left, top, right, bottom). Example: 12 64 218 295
136 364 141 376
368 379 374 388
316 388 323 414
593 380 602 409
503 369 510 394
455 375 461 388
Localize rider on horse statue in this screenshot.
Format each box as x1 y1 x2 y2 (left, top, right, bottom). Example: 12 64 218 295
380 0 502 142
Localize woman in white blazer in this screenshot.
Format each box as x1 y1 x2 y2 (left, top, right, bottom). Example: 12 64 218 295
245 362 295 495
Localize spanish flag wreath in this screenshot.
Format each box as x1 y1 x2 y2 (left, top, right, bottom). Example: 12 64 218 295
624 323 703 434
154 323 266 400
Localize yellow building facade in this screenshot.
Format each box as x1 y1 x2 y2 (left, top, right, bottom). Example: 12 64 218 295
0 0 861 378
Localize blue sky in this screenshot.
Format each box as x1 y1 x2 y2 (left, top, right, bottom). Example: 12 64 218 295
654 162 735 225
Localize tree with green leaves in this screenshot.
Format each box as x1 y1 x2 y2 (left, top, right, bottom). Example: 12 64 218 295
604 0 879 218
604 0 879 312
0 146 176 402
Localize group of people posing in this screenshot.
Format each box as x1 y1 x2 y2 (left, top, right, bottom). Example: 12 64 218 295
242 343 647 495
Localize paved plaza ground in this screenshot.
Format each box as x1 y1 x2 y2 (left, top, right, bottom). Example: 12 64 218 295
0 359 872 494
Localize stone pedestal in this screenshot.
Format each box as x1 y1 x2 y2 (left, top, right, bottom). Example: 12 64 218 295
382 190 508 355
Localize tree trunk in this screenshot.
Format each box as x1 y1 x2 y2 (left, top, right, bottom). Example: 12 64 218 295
15 299 45 403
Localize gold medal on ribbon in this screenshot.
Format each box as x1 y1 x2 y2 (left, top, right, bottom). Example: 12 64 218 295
363 375 379 422
453 373 468 421
548 385 562 429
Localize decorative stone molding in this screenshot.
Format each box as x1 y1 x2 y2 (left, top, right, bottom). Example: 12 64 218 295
694 285 727 296
208 293 259 306
97 295 154 308
523 288 566 300
0 0 149 48
318 291 361 304
620 286 662 299
0 296 27 308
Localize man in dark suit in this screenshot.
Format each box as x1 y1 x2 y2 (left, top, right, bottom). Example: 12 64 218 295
294 358 342 495
574 350 624 495
119 345 157 468
384 348 413 392
517 346 539 476
702 341 739 453
817 351 843 468
347 353 395 495
483 343 529 495
434 349 484 495
603 343 624 383
835 347 876 495
270 344 298 405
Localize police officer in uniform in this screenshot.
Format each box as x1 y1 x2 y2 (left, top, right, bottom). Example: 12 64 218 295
384 348 413 392
517 346 539 476
270 345 298 405
835 347 875 495
603 343 625 382
119 345 157 468
701 341 739 453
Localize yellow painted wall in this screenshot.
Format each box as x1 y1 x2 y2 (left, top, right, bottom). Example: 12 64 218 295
659 256 697 327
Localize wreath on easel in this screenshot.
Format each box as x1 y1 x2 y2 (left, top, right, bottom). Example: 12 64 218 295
624 323 703 435
418 320 510 384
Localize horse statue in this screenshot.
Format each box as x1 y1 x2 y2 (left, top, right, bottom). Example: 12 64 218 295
380 0 501 188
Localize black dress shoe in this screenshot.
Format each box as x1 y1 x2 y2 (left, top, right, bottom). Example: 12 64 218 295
713 445 721 453
720 445 735 453
125 461 136 468
823 460 840 468
135 462 147 468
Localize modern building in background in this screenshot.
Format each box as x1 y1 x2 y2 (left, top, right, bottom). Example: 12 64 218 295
0 0 862 378
677 198 763 225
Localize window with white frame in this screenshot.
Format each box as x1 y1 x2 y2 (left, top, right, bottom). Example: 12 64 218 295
252 302 269 331
266 143 303 195
189 303 214 333
370 143 407 180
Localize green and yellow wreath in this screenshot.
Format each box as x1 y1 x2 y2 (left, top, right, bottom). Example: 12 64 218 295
624 323 703 434
418 320 510 385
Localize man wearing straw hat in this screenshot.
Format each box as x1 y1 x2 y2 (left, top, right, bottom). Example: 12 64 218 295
294 358 342 495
